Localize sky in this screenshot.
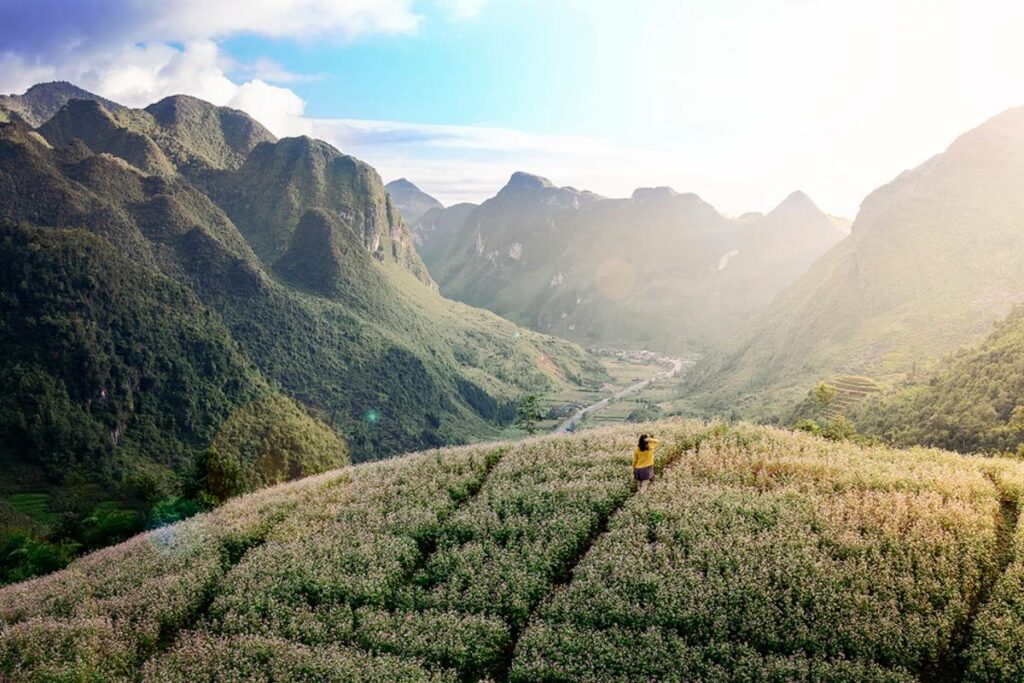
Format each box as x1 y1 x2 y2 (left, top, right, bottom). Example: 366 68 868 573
1 0 1023 216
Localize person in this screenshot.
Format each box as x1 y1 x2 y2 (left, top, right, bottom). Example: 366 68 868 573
632 433 659 493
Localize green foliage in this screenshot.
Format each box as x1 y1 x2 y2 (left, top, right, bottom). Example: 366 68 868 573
203 395 348 502
514 394 543 434
794 418 822 436
0 533 77 586
0 220 271 487
148 497 202 528
857 307 1024 454
79 502 142 551
813 381 838 426
5 494 55 526
823 414 857 441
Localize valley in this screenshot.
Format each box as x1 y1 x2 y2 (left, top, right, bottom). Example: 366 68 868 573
5 10 1024 677
552 351 688 433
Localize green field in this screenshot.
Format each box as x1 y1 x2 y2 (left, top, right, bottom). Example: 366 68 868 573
502 354 683 435
4 419 1024 681
4 494 55 526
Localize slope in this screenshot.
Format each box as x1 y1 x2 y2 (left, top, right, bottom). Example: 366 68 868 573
3 419 1024 682
0 81 126 127
417 174 844 351
687 106 1024 419
0 88 601 463
385 177 444 225
854 305 1024 454
0 219 347 573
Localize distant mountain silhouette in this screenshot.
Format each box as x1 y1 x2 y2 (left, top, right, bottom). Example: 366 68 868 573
688 106 1024 419
385 178 443 225
414 173 844 351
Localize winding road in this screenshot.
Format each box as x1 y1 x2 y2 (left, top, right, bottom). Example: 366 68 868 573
554 354 686 434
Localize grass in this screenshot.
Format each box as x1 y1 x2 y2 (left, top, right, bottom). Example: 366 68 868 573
4 419 1024 681
4 494 55 526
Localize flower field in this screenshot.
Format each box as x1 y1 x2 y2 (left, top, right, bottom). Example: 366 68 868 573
3 419 1024 681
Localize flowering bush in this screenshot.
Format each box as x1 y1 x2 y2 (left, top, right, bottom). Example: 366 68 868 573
140 632 455 682
515 425 1024 680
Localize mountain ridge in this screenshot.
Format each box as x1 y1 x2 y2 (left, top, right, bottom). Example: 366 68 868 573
0 83 604 579
685 105 1024 420
412 172 845 351
384 177 443 225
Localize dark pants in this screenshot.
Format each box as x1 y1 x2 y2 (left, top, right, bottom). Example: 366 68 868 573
634 465 653 481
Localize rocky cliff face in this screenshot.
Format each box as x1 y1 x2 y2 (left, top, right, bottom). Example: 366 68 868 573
217 136 432 284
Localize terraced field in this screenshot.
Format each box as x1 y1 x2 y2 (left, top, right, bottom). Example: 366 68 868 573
2 419 1024 682
830 374 883 413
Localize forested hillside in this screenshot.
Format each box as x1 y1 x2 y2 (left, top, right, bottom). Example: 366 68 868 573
687 106 1024 420
855 306 1024 454
409 173 845 351
0 83 603 584
3 420 1024 682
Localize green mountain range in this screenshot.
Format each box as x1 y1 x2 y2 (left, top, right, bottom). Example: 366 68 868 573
0 83 602 573
400 173 846 351
687 106 1024 420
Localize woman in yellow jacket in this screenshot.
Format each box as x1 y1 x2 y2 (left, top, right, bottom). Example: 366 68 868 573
632 433 659 493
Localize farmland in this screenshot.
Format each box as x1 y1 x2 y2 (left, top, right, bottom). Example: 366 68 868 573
3 419 1024 681
506 351 693 435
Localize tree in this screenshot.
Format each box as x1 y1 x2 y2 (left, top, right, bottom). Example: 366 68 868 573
515 395 543 435
823 414 856 442
813 382 838 428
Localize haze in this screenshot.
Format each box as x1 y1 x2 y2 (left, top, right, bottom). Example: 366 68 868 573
2 0 1022 215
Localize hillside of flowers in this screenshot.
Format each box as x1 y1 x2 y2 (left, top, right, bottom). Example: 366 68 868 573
2 419 1024 681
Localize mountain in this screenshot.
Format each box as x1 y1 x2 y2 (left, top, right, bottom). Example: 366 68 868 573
410 201 478 266
687 107 1024 419
0 85 603 578
144 94 276 171
853 305 1024 454
385 178 444 225
416 173 844 351
0 90 599 460
4 419 1024 681
0 81 126 127
216 136 430 282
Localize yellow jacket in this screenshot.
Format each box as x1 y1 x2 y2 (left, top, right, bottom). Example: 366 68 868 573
632 438 659 469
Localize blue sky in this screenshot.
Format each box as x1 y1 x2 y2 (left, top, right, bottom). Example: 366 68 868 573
2 1 1024 215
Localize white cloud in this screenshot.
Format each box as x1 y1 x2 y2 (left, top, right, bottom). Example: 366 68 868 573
438 0 487 21
229 80 312 137
309 117 689 206
230 57 327 84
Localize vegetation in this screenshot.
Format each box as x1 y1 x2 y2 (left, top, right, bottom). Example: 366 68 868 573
513 395 542 434
0 220 349 585
856 306 1024 454
4 419 1024 681
687 106 1024 421
0 83 605 582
